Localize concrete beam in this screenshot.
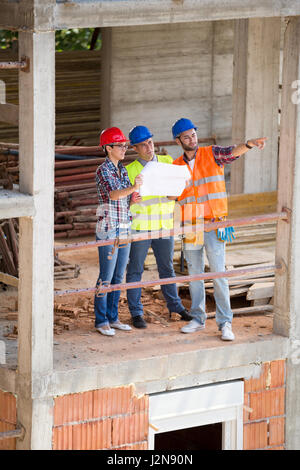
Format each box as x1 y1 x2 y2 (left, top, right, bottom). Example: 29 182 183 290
28 335 288 398
0 189 34 219
16 30 55 450
274 16 300 450
54 1 300 30
0 0 55 32
1 0 300 30
231 17 281 194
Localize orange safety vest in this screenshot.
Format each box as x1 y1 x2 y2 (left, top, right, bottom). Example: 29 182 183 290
173 146 228 222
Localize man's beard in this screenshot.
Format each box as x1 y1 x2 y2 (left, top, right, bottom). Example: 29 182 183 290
180 141 198 152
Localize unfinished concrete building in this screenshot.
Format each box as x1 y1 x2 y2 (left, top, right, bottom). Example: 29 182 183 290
0 0 300 450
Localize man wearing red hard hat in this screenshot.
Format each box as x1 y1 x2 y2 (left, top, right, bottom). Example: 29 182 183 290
94 127 143 336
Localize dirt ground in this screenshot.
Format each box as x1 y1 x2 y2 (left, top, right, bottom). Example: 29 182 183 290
0 236 274 370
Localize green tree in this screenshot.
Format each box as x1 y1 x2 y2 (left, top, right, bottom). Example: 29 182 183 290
0 30 18 50
0 29 101 51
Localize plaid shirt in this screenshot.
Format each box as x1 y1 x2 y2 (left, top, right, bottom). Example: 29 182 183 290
183 145 239 167
212 145 239 166
95 157 132 233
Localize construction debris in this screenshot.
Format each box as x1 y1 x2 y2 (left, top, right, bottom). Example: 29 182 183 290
0 218 18 278
0 218 81 286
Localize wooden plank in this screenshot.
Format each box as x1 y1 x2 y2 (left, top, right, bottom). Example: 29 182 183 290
246 282 274 301
207 304 273 319
0 271 19 287
0 103 18 125
0 50 101 146
228 191 277 217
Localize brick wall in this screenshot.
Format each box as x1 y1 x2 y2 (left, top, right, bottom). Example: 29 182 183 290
52 385 149 450
0 390 17 450
52 360 286 451
1 360 286 450
243 360 286 450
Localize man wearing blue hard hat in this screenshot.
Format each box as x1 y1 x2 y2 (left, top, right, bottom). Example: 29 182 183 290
125 125 193 328
172 118 267 341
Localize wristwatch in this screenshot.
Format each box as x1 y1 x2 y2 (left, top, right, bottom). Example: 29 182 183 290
245 141 254 149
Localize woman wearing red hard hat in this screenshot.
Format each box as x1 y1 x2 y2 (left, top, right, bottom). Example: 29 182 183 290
94 127 143 336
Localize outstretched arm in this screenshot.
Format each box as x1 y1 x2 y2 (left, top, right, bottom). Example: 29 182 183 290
232 137 267 157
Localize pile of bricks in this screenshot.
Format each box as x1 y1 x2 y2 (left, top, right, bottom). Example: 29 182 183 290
53 291 178 334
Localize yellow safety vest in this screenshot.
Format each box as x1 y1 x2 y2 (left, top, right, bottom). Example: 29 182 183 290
126 155 175 231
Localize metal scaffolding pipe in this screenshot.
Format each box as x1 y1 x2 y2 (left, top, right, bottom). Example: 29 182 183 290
0 427 25 441
54 210 288 253
54 262 281 297
0 57 29 71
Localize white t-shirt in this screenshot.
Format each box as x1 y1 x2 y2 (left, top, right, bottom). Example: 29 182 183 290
188 158 195 172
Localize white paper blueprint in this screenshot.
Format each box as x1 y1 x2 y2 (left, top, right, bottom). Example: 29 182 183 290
139 161 191 196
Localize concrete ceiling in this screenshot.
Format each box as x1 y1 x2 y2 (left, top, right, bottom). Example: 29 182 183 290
1 0 300 31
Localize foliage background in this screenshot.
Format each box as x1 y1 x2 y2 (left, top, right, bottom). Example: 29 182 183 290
0 29 102 51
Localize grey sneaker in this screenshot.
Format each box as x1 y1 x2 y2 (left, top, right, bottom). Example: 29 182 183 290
221 322 235 341
181 319 205 334
96 326 115 336
110 321 132 331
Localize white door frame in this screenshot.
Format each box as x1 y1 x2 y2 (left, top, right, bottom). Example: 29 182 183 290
148 381 244 450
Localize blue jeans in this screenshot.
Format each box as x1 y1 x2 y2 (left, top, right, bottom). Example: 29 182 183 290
94 230 131 327
184 229 232 329
126 235 184 317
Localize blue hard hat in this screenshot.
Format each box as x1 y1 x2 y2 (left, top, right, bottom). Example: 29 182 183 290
129 125 153 145
172 118 197 139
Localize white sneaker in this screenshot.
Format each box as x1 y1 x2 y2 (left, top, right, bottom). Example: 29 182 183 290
110 321 132 331
181 319 205 334
221 322 235 341
96 326 115 336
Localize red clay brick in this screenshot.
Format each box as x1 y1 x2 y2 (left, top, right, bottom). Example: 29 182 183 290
249 388 285 421
114 442 148 450
0 421 16 450
112 412 148 447
269 417 285 446
93 386 134 419
243 421 268 450
270 361 285 389
52 425 73 450
0 390 17 425
130 394 149 414
267 445 285 450
243 394 251 422
54 391 94 426
244 363 270 393
72 419 112 450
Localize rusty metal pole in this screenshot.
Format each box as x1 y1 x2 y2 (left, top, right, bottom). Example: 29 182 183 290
54 210 289 253
0 426 25 441
0 56 30 72
54 262 281 297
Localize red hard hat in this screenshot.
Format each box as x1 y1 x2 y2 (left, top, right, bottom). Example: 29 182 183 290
99 127 127 146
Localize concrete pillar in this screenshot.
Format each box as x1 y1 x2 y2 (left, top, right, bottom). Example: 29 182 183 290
16 30 55 450
274 16 300 450
231 18 281 194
